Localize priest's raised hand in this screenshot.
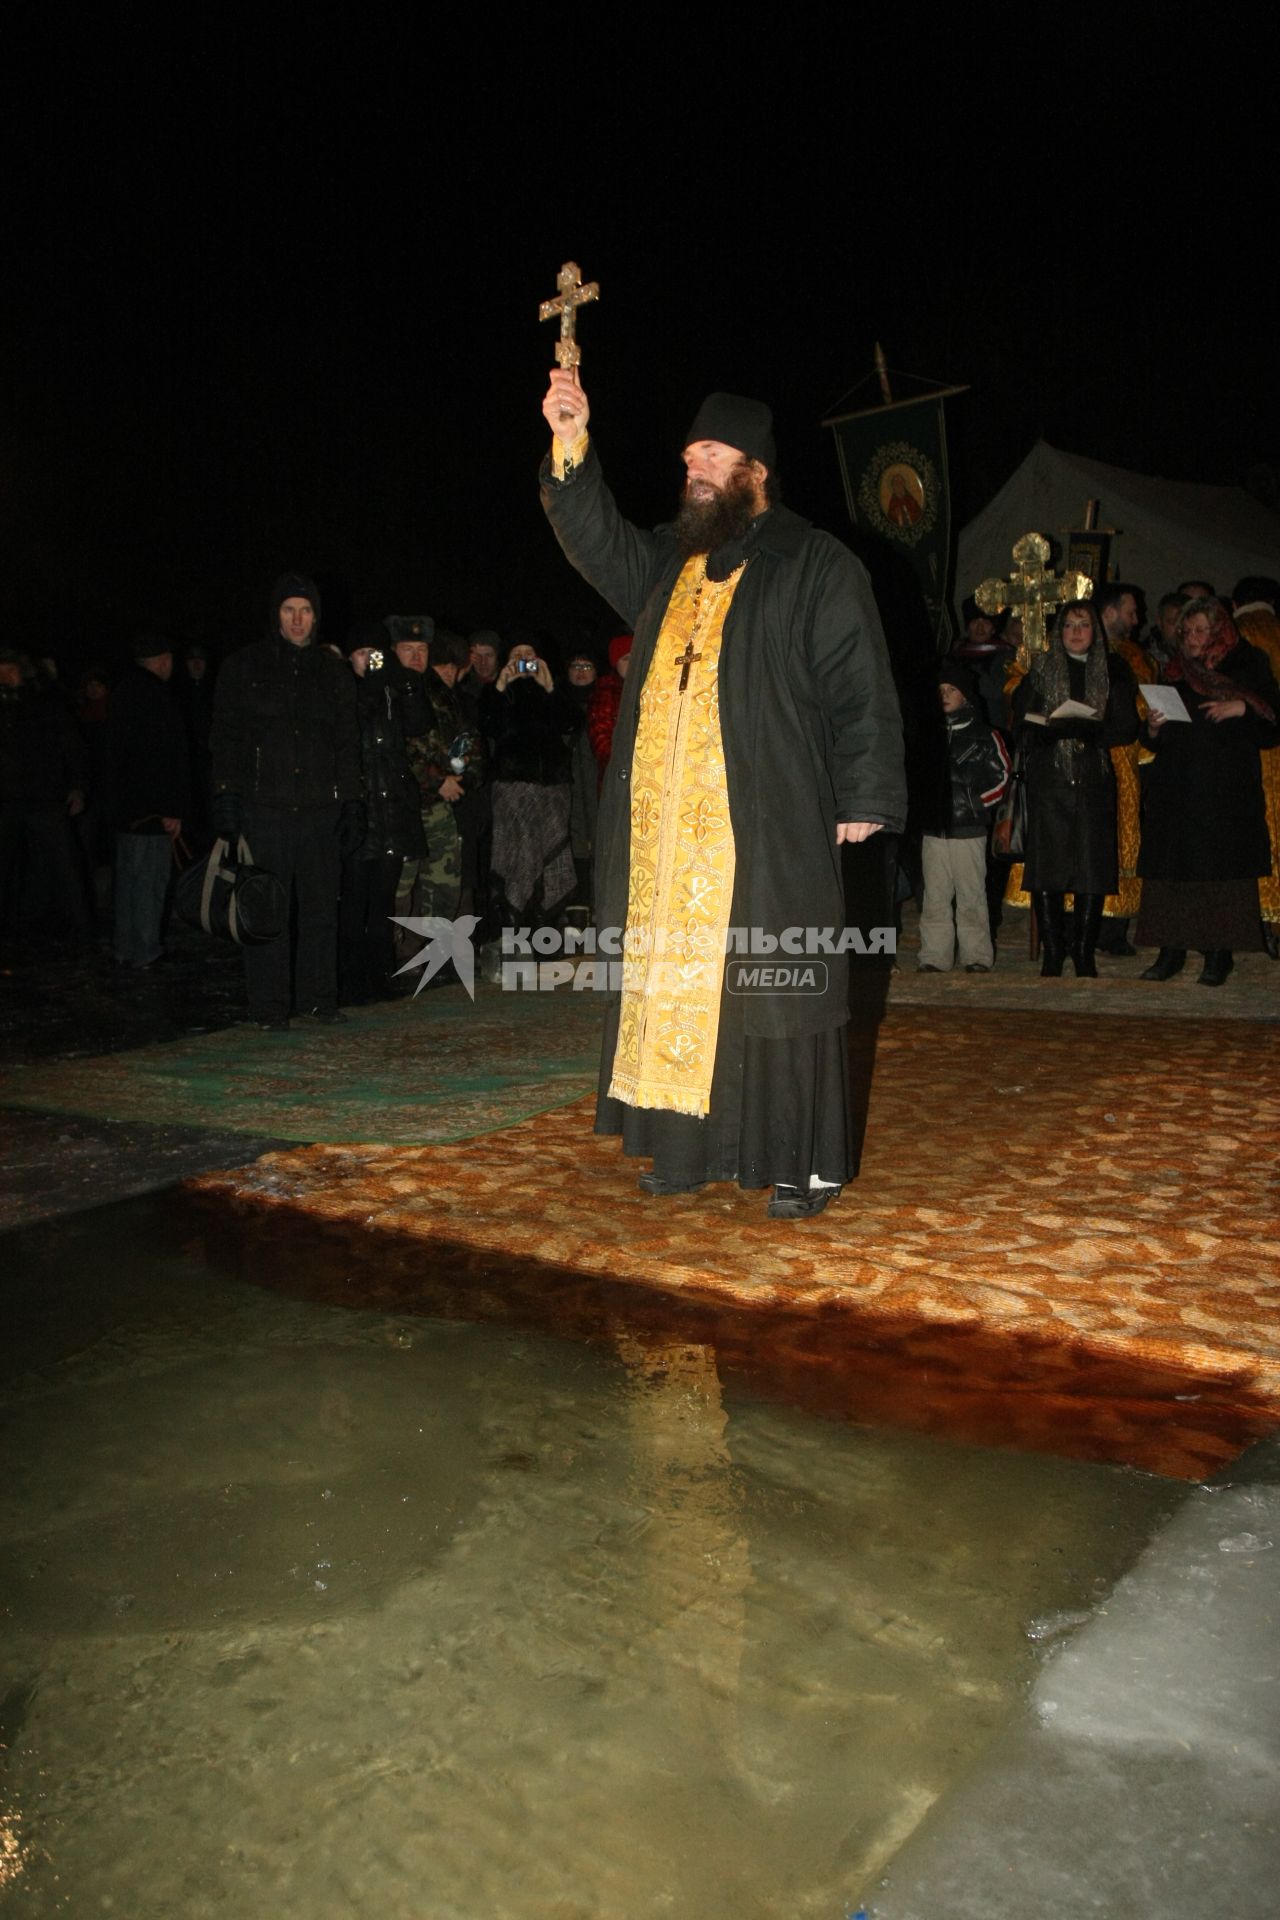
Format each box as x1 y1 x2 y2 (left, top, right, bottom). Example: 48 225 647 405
542 368 590 443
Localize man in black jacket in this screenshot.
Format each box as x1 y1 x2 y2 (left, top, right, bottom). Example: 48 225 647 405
0 648 93 942
338 621 427 1004
210 573 361 1029
105 635 191 967
540 371 906 1219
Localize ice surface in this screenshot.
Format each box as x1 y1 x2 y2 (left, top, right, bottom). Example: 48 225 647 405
870 1442 1280 1919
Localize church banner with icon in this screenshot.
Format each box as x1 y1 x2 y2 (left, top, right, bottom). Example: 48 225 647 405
825 393 959 649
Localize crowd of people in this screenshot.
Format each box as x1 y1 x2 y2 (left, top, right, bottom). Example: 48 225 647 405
5 562 1277 1017
928 576 1280 984
0 573 634 1029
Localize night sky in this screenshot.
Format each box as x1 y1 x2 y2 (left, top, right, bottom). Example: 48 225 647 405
7 25 1273 672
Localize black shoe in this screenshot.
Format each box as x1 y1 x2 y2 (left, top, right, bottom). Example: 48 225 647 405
637 1171 705 1196
964 962 991 973
301 1007 349 1023
916 963 945 973
1096 918 1136 956
767 1183 842 1220
1198 951 1234 987
1141 948 1186 981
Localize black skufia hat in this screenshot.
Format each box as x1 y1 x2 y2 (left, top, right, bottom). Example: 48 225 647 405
683 393 776 471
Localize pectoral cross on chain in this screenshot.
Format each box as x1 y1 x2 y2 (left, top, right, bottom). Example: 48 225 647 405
675 640 702 693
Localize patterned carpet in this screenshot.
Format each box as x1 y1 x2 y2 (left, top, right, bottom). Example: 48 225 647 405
1 987 601 1144
190 1004 1280 1482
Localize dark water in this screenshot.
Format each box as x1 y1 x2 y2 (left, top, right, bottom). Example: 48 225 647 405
0 1196 1184 1917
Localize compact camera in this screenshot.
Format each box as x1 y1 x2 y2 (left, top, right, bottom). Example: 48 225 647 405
515 657 538 674
368 648 385 671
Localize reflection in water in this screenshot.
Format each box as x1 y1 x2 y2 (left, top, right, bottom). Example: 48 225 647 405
614 1333 749 1776
1 1196 1188 1917
191 1197 1278 1483
0 1812 26 1889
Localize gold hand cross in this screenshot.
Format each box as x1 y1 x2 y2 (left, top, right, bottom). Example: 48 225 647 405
538 261 599 373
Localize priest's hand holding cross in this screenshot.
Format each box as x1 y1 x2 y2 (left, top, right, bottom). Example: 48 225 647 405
543 368 590 443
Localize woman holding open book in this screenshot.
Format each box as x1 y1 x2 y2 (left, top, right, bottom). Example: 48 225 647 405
1012 601 1139 977
1137 597 1279 986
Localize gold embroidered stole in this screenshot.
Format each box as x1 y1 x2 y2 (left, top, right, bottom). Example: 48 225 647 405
608 554 746 1117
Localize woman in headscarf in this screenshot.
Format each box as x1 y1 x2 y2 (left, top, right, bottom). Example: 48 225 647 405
1138 597 1279 985
1012 600 1138 976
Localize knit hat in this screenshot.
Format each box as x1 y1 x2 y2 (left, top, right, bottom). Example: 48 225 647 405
608 634 633 670
683 393 776 471
344 617 387 657
269 572 322 631
937 659 977 700
131 632 173 661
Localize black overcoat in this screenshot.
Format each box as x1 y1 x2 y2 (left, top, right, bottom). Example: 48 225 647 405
540 445 906 1038
479 679 574 786
211 637 360 812
353 656 427 860
105 664 192 830
1139 639 1280 882
1015 651 1137 894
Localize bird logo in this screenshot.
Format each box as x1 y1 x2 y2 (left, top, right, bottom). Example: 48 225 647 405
390 914 480 999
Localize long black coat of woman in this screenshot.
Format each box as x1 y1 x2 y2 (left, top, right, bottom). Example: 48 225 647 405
1012 600 1138 976
1137 596 1279 986
480 639 576 920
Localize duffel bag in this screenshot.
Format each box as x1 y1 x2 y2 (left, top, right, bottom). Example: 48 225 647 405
173 836 287 946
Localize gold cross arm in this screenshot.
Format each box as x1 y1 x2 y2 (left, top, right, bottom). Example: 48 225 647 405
539 260 600 371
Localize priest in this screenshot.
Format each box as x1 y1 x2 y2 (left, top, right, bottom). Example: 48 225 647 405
539 369 905 1219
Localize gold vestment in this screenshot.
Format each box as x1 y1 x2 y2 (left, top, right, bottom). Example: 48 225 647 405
1234 607 1280 925
608 556 745 1118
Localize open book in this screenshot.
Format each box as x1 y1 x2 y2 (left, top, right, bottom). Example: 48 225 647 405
1022 699 1099 725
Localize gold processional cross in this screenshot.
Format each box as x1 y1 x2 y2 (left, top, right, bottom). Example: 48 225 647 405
539 260 599 422
975 532 1093 672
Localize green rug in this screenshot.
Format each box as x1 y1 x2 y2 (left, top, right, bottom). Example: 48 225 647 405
0 985 602 1144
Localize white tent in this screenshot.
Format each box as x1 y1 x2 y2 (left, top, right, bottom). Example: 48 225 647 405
956 441 1280 611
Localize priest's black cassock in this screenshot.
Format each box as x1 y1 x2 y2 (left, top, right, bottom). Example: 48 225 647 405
540 435 906 1193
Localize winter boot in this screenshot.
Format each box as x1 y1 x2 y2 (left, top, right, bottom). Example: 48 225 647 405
1140 947 1187 981
1071 895 1105 977
1033 892 1067 977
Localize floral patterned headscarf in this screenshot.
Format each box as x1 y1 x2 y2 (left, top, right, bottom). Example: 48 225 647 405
1166 598 1275 722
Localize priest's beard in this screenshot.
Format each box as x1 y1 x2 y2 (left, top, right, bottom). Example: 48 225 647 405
673 465 761 557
